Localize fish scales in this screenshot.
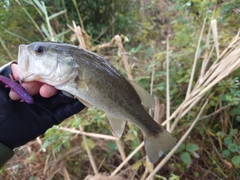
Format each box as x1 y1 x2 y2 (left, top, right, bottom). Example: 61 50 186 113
17 42 176 163
71 48 153 127
67 46 141 115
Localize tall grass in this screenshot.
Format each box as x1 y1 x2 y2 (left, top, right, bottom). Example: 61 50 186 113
1 1 240 179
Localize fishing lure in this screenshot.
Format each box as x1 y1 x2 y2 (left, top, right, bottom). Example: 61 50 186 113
0 75 34 104
0 75 63 122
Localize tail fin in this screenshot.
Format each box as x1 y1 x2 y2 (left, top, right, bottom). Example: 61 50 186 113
144 128 176 163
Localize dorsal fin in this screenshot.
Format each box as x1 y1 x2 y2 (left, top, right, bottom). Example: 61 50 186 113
128 80 155 109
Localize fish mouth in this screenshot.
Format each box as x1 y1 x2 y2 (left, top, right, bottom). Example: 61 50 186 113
20 73 34 82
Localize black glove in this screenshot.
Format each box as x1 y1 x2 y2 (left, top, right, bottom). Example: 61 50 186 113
0 64 85 149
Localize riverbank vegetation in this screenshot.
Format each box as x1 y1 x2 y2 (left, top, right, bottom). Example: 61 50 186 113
0 0 240 179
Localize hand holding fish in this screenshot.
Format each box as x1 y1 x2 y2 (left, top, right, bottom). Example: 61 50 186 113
0 62 85 167
9 63 58 100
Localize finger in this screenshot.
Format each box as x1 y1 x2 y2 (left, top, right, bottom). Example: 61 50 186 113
10 63 57 99
39 84 58 98
22 81 43 95
9 81 43 100
9 90 21 100
10 63 19 80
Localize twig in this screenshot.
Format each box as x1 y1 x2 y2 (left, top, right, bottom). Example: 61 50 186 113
186 15 207 97
57 127 119 141
146 100 208 180
91 35 133 79
114 35 133 80
113 35 133 160
140 168 149 180
111 142 144 176
199 23 212 82
68 21 88 49
150 64 155 96
62 166 71 180
204 125 223 162
141 61 155 180
199 104 231 120
166 35 171 131
169 33 240 132
79 125 98 174
36 137 46 152
211 20 220 58
115 140 126 161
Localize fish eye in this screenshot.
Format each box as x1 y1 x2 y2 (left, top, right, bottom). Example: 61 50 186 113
34 46 44 56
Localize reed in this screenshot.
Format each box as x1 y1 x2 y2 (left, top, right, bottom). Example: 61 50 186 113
3 3 240 178
66 18 240 179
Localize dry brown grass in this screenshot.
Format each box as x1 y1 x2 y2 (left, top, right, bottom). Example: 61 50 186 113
2 19 240 179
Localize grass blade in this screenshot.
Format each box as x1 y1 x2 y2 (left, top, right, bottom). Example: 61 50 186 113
0 37 14 60
49 10 66 20
4 30 31 43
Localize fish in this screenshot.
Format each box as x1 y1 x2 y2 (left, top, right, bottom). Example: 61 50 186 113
17 42 176 163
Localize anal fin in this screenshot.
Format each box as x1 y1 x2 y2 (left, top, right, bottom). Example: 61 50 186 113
106 113 126 138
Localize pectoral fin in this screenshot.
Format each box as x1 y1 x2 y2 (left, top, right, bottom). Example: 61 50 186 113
106 113 126 138
77 97 92 107
128 80 154 109
77 81 89 91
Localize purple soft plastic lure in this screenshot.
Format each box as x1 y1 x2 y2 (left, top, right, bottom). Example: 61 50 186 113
0 75 34 104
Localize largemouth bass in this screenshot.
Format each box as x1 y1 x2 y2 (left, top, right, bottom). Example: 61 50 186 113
17 42 176 163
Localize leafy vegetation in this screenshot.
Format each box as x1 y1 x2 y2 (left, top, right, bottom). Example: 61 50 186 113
1 0 240 179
